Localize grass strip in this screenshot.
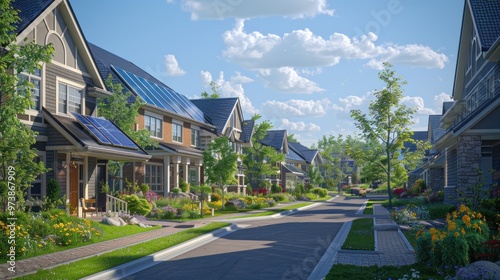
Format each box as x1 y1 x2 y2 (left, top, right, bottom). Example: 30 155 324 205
341 218 374 250
229 202 314 219
363 201 374 215
325 264 443 279
402 229 418 250
15 222 230 280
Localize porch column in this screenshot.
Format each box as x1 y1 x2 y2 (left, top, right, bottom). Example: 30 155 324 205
83 156 88 198
65 153 71 206
196 159 202 186
173 156 181 189
183 158 190 186
163 156 170 196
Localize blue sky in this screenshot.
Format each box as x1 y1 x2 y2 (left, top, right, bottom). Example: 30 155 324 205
69 0 464 147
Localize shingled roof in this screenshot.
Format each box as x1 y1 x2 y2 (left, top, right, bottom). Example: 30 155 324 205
11 0 55 35
260 130 287 151
469 0 500 52
190 98 238 135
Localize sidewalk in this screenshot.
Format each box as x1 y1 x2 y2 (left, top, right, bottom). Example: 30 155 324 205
332 204 416 266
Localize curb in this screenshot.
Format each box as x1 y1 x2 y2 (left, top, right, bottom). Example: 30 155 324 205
81 223 246 280
307 220 352 280
398 228 415 253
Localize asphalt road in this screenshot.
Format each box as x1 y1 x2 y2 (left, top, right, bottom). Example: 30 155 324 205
123 196 366 280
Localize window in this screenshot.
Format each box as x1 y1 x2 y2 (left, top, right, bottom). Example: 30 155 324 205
145 164 163 192
173 122 183 143
191 128 200 147
58 82 83 114
145 115 162 138
18 68 41 111
27 154 44 200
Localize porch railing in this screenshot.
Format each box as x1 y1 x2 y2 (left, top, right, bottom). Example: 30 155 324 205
106 194 128 215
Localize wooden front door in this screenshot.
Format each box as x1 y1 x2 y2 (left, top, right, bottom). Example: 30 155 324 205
69 164 79 215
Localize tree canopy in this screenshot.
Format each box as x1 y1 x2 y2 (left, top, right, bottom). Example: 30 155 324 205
0 0 54 208
350 62 421 207
200 81 220 99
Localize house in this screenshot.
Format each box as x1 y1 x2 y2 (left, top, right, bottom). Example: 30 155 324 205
433 0 500 205
259 129 289 188
191 98 254 194
283 142 324 190
88 43 218 196
11 0 151 216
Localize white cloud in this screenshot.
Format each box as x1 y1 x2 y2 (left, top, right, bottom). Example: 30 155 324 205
279 119 321 132
402 96 436 115
258 67 324 94
164 54 186 76
331 92 372 113
261 99 330 119
223 20 448 70
200 70 258 116
182 0 333 20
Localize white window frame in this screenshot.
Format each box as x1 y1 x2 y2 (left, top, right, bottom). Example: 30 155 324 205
56 78 84 115
173 120 183 143
191 125 200 147
144 112 163 139
18 68 42 113
145 163 163 192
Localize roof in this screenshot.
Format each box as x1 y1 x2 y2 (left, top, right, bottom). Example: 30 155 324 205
190 98 238 135
442 101 454 115
12 0 55 35
288 142 319 164
260 130 287 151
42 108 150 161
469 0 500 52
241 119 254 143
89 43 208 124
428 115 446 144
283 164 305 176
157 142 203 157
404 131 428 153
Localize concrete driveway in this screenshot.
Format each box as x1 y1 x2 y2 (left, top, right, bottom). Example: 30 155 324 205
122 196 366 280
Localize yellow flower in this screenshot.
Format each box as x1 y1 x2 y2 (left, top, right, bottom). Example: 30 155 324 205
65 233 69 236
477 213 482 219
461 228 466 235
430 228 437 235
454 232 460 237
38 244 43 248
448 221 456 231
462 215 471 227
459 204 467 213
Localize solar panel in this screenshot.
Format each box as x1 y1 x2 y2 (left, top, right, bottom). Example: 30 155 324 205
111 65 206 123
72 112 138 150
72 113 111 145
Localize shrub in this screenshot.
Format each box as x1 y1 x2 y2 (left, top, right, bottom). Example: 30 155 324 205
427 203 454 219
123 194 152 216
172 187 181 194
267 193 289 202
416 204 490 268
179 180 189 193
310 187 327 198
293 184 306 197
393 187 407 197
211 193 221 202
271 184 282 194
139 184 150 194
43 179 63 210
411 179 427 194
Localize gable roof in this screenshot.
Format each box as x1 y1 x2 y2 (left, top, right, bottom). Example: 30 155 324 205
288 142 320 164
469 0 500 52
260 130 287 152
428 115 447 144
12 0 55 35
241 119 254 144
190 98 239 135
12 0 106 89
89 43 211 126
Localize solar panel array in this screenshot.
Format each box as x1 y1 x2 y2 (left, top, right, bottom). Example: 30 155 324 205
72 112 138 150
111 65 206 123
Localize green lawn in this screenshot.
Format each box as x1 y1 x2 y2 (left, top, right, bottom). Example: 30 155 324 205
363 201 374 215
341 218 374 250
15 222 230 280
325 264 444 279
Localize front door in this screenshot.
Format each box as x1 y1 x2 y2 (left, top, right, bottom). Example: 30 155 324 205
69 164 79 215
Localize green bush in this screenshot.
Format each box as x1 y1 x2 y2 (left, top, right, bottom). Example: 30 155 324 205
427 204 454 219
43 179 62 210
211 193 221 202
293 184 305 197
179 180 189 193
172 187 181 194
139 184 149 194
123 194 152 216
411 179 427 195
271 184 282 194
442 233 469 267
310 187 328 197
267 193 289 202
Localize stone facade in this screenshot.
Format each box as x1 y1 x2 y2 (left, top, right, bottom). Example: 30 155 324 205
428 168 444 192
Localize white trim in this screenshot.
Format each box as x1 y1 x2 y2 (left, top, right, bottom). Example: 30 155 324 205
51 60 92 77
172 121 183 143
56 77 85 115
16 0 62 44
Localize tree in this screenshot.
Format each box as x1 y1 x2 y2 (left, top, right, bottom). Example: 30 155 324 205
202 136 238 209
308 165 324 188
287 133 298 143
350 62 416 208
98 75 157 149
0 0 54 209
200 81 220 99
315 135 348 189
243 114 285 192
